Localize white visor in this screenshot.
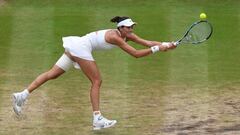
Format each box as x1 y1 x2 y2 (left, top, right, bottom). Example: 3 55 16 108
117 19 137 27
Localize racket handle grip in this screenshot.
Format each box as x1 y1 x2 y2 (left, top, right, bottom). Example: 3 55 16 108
173 41 179 46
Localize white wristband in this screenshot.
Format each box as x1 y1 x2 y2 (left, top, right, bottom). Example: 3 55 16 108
151 46 160 53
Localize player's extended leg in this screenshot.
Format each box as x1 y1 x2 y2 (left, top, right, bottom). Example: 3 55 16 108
12 53 71 115
72 56 117 130
12 65 65 115
27 65 65 93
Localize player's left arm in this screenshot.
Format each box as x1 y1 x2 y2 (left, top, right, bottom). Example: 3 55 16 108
126 33 162 47
127 33 176 50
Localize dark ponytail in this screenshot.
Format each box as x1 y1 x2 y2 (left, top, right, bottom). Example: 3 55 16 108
110 16 130 23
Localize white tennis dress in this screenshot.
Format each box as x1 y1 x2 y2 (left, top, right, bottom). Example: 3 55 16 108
56 29 118 71
63 29 117 61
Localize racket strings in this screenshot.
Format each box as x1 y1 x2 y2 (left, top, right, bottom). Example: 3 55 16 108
186 22 212 44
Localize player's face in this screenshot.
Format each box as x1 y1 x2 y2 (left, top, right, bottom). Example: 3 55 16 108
121 25 134 34
124 25 134 32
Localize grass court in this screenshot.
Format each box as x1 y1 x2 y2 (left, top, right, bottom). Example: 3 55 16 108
0 0 240 134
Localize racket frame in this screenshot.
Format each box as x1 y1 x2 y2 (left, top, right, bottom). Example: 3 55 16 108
174 20 213 46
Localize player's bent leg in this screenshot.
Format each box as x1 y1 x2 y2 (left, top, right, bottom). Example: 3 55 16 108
72 57 102 111
72 56 117 130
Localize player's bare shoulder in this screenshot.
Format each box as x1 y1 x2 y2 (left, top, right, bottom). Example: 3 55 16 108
106 29 120 38
105 29 124 45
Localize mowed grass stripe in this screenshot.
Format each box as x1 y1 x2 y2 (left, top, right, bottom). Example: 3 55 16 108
167 7 209 87
0 7 54 135
160 5 211 133
0 8 14 134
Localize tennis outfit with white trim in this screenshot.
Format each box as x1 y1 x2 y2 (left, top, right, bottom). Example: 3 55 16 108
56 29 117 71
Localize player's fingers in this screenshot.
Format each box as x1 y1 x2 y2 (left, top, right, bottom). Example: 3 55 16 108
158 45 167 51
169 42 177 49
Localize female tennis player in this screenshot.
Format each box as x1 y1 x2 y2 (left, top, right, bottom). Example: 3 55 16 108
12 16 176 130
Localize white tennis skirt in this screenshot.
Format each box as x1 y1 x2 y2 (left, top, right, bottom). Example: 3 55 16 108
62 36 94 61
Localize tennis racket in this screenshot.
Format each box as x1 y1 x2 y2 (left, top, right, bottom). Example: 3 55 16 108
174 20 213 46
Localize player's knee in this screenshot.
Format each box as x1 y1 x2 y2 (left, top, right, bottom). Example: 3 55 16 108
92 79 102 87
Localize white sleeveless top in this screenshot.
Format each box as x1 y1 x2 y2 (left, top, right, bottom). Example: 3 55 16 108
86 29 117 50
62 29 118 61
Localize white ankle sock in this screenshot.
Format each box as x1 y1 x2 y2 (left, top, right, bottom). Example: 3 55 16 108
93 111 101 121
21 89 29 99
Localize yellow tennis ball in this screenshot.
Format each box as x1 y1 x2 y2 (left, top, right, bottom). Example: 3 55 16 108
200 13 207 20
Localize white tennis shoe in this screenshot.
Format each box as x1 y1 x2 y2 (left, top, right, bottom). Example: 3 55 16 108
93 115 117 130
12 93 26 115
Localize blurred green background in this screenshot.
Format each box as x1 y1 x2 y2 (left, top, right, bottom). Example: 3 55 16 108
0 0 239 135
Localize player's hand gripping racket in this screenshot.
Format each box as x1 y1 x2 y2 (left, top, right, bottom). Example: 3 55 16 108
174 20 213 46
